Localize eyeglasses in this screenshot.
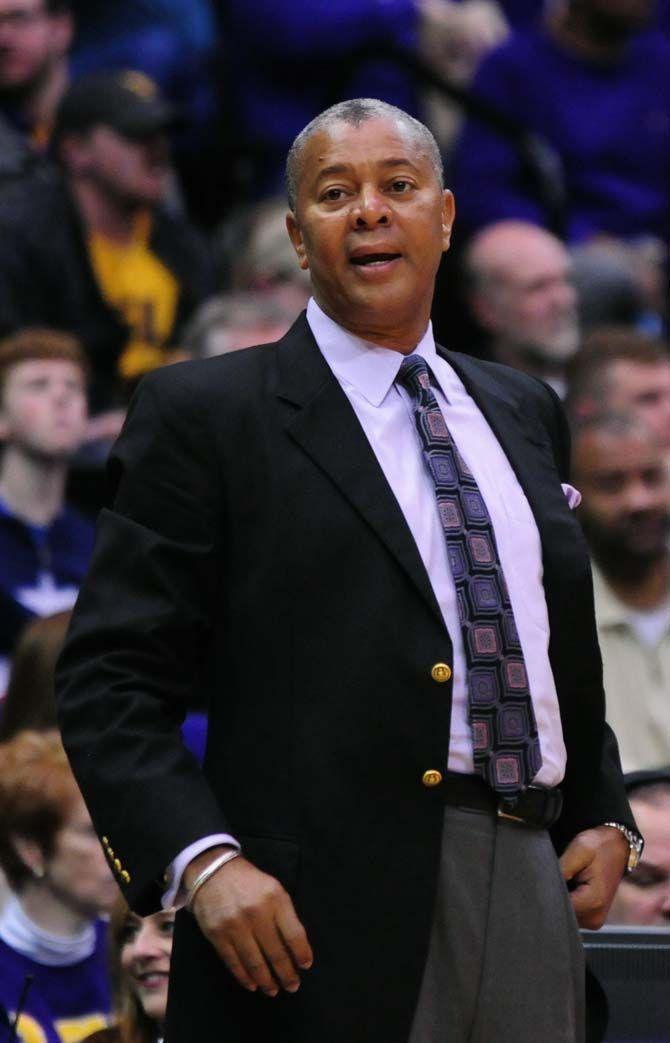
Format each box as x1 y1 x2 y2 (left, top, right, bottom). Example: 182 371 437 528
0 7 48 31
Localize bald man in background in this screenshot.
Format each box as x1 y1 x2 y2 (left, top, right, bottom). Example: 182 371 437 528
464 220 579 397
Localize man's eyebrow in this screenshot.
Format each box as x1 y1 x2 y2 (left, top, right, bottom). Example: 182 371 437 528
314 163 352 181
314 157 423 181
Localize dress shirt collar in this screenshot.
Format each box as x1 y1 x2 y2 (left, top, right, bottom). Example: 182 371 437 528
306 297 440 407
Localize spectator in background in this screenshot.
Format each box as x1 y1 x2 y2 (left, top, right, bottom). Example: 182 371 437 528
0 731 116 1042
220 196 311 305
463 219 578 395
418 0 510 151
569 242 650 335
419 0 509 88
608 770 670 925
198 195 311 357
566 329 670 461
222 0 420 199
183 291 307 360
0 71 213 412
69 0 221 227
0 331 92 698
570 238 666 337
451 0 670 248
467 0 670 32
0 611 70 737
0 608 208 764
0 0 72 164
571 412 670 772
83 899 175 1043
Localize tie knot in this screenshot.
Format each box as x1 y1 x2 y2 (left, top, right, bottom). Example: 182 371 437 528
397 354 431 395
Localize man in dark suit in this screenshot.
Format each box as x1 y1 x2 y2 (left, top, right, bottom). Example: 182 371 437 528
57 99 640 1043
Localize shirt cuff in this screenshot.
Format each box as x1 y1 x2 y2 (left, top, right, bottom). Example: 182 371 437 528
162 834 240 909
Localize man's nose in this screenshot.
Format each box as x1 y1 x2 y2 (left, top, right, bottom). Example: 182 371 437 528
626 479 664 513
351 186 391 228
52 386 71 407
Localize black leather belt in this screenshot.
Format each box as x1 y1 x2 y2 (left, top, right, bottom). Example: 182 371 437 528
440 772 563 829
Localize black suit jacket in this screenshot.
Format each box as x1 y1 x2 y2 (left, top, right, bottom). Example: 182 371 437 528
57 314 633 1043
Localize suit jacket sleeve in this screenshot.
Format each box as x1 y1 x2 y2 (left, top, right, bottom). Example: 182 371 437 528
540 380 637 849
56 366 230 914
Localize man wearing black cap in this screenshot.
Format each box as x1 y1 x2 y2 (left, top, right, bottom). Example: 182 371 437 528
0 70 212 413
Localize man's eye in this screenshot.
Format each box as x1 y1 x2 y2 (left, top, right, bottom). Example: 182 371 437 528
323 188 345 201
390 180 412 192
594 476 624 494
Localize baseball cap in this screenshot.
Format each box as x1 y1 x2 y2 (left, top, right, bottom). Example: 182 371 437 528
53 70 178 142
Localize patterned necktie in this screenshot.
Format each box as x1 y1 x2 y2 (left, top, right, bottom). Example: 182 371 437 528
397 354 542 793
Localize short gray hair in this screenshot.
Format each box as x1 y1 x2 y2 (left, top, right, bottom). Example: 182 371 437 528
285 98 443 212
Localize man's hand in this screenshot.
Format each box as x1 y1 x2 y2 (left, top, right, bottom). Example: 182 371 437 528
184 847 313 998
559 826 629 929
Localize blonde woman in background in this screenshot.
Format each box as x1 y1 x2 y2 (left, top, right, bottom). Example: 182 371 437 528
84 899 175 1043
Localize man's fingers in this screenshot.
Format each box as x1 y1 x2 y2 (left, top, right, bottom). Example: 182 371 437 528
190 857 313 996
216 938 258 993
254 898 313 992
232 932 281 997
569 880 609 930
559 838 592 881
254 922 301 993
276 900 314 970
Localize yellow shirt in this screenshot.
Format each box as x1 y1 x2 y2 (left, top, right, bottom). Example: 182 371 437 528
593 562 670 772
88 211 179 381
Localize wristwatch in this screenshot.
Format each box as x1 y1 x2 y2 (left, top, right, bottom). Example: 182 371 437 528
603 822 644 873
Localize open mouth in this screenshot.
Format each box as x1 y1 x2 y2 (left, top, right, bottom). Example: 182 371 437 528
350 253 401 267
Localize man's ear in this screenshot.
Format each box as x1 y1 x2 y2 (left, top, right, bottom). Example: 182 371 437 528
286 211 309 271
441 190 456 252
11 833 46 879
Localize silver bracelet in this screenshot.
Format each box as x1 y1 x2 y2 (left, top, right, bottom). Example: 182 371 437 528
185 849 241 912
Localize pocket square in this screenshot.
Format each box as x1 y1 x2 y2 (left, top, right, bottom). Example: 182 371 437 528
561 483 582 509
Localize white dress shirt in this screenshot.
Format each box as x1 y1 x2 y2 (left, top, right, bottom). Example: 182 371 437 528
164 299 568 905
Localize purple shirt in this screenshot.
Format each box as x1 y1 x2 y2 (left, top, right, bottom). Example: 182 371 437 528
451 26 670 243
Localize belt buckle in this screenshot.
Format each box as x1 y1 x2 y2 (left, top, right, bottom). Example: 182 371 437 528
497 795 526 824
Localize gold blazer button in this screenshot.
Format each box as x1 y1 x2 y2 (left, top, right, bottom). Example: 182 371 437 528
422 769 443 787
431 663 452 683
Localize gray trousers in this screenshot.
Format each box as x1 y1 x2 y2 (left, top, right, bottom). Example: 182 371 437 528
409 805 585 1043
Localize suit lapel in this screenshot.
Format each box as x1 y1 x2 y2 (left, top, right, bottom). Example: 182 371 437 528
275 316 445 627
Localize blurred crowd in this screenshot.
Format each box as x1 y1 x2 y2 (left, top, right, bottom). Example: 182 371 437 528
0 0 668 1040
